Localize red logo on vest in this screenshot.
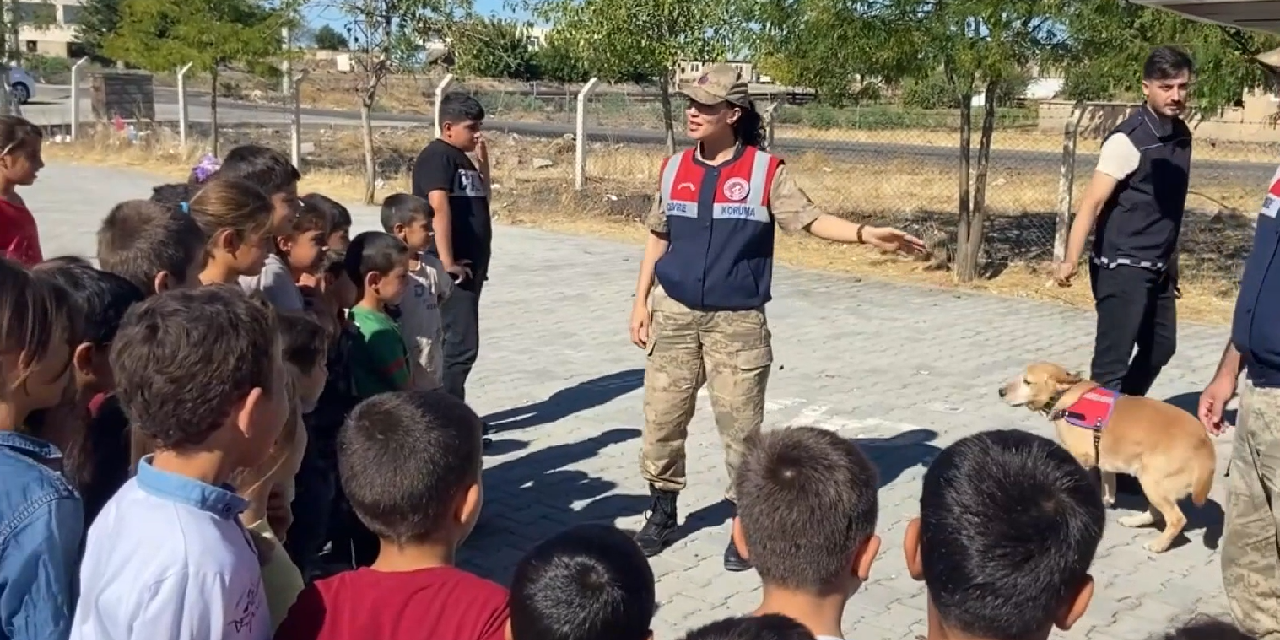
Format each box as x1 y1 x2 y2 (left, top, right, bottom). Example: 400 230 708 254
723 177 750 201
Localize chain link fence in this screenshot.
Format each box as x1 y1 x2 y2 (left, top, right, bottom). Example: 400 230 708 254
38 71 1277 297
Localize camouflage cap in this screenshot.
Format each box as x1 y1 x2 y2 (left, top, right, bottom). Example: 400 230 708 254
680 63 751 107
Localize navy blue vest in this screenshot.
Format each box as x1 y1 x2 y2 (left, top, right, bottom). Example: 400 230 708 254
654 146 781 311
1232 169 1280 387
1093 106 1192 270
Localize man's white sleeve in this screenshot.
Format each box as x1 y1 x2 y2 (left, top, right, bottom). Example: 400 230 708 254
1095 133 1142 181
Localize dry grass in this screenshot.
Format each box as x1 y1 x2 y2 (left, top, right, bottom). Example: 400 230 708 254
43 122 1252 325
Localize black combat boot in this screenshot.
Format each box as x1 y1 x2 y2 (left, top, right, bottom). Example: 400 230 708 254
634 486 679 557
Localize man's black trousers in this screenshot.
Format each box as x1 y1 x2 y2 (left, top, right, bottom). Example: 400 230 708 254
1088 262 1177 397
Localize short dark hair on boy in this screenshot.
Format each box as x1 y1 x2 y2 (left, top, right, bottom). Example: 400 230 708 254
380 193 432 233
150 183 198 211
1143 45 1195 81
1161 616 1257 640
339 390 483 544
735 427 878 591
920 429 1104 640
97 200 206 296
216 145 301 196
31 261 145 346
111 285 279 449
301 193 351 231
344 231 409 292
679 615 816 640
439 92 485 124
276 309 328 374
510 524 656 640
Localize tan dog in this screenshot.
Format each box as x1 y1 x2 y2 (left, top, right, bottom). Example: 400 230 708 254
1000 362 1215 553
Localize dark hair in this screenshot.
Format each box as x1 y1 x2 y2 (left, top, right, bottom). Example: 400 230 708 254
31 261 144 346
439 92 486 125
735 426 878 591
344 231 409 294
1161 617 1257 640
0 256 82 390
111 284 279 449
216 145 301 196
920 429 1104 640
380 193 432 233
319 248 347 278
733 101 766 149
301 193 351 231
337 390 483 544
97 200 206 296
510 524 656 640
679 615 816 640
1143 46 1195 81
149 183 198 212
276 309 328 374
28 261 143 492
0 115 42 155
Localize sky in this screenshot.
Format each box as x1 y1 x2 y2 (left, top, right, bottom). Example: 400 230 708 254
304 0 529 35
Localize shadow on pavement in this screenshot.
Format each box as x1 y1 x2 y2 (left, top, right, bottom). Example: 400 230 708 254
485 368 644 433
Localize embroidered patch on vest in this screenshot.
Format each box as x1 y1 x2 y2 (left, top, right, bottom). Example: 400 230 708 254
1060 387 1119 431
723 177 750 201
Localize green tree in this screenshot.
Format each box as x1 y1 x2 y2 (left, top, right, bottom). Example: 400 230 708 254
336 0 474 202
451 17 538 79
105 0 292 156
1059 0 1280 115
755 0 1066 282
533 29 589 83
313 23 350 50
524 0 744 152
76 0 123 59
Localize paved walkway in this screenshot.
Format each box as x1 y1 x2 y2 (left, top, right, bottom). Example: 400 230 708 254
35 163 1236 640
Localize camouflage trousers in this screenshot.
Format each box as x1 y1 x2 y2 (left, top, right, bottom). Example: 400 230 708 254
641 286 772 502
1224 380 1280 640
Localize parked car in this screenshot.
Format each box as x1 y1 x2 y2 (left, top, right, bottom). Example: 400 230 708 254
8 66 35 105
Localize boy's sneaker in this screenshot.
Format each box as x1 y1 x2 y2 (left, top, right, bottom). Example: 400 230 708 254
634 486 679 557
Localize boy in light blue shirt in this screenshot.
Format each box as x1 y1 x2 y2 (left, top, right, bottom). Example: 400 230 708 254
70 285 290 640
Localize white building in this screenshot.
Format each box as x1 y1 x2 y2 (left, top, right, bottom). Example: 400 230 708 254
15 0 84 57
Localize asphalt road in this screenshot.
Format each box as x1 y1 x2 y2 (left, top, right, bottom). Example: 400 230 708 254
26 83 1279 185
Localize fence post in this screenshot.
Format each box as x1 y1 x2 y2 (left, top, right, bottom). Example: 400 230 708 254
289 70 308 170
763 99 781 151
433 73 455 139
69 57 89 141
176 62 194 148
574 77 600 191
1053 119 1080 262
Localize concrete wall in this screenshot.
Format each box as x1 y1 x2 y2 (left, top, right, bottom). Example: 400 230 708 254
1038 91 1280 143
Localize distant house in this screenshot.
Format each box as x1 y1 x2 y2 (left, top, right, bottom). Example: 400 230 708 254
15 0 86 57
677 60 758 82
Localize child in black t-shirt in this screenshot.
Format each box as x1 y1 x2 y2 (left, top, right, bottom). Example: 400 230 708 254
409 92 491 409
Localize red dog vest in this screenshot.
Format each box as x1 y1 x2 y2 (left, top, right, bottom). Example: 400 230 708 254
1058 387 1119 431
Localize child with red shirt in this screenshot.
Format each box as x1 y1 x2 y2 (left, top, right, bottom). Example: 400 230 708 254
0 116 45 266
275 390 507 640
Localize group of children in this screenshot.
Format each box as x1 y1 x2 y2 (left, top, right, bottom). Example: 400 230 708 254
0 106 1254 640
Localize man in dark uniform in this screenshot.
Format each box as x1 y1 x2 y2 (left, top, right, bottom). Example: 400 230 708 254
1197 45 1280 640
1054 45 1194 400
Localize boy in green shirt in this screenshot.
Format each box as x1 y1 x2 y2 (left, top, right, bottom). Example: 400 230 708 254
345 231 413 398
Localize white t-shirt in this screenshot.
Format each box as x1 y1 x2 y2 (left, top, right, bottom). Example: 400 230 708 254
240 254 304 311
397 253 454 391
1094 133 1142 181
69 459 269 640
